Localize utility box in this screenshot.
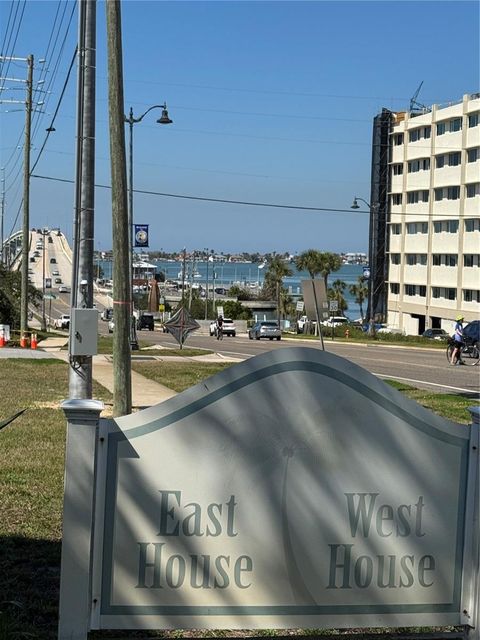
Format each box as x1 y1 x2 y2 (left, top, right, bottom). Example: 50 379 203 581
70 309 98 356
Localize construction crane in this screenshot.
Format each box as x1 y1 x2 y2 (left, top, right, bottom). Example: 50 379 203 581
410 81 429 113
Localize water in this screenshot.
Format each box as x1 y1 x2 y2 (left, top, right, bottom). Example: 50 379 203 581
98 260 366 320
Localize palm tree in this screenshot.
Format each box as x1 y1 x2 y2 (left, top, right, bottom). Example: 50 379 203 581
319 252 342 290
263 255 292 323
328 279 348 314
349 276 368 322
294 249 324 279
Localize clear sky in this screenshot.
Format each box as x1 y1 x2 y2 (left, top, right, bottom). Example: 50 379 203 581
1 0 478 255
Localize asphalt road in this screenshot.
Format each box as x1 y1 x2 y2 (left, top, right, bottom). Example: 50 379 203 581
129 329 480 398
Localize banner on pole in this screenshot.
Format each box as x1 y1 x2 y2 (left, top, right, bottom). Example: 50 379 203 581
134 224 149 247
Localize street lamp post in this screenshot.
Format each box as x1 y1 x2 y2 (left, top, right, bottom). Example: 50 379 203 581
41 239 46 331
124 103 172 348
351 196 379 334
204 249 209 320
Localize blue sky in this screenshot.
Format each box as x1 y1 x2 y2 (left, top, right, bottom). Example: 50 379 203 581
1 0 478 254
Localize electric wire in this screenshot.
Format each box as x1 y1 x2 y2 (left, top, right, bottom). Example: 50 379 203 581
30 173 478 219
0 0 26 94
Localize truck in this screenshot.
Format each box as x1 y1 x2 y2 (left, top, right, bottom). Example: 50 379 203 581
54 314 70 330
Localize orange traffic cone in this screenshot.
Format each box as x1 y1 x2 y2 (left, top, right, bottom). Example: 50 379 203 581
20 334 27 348
31 333 37 350
0 331 5 348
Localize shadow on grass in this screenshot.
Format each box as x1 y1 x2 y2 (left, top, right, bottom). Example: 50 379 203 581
0 536 60 639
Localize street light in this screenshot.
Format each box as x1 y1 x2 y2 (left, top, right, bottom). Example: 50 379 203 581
124 103 172 349
351 196 379 334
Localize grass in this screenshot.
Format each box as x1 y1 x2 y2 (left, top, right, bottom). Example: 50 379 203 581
96 335 213 357
285 330 447 349
0 358 475 637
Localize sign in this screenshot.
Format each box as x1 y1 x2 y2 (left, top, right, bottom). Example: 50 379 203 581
296 301 304 312
216 305 224 318
58 348 479 638
134 224 149 248
45 277 52 289
363 266 371 279
163 306 200 346
301 279 329 320
158 304 165 312
43 293 57 300
329 300 338 312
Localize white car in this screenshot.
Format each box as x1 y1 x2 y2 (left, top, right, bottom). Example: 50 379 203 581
321 316 349 328
54 314 70 330
209 318 236 337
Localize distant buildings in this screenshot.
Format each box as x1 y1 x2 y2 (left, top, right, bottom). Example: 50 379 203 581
369 93 480 334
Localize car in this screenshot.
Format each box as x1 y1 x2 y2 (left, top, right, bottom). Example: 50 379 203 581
52 269 60 276
248 321 281 341
321 316 349 328
422 328 449 341
54 314 70 330
33 251 40 257
29 256 35 262
463 320 479 346
108 319 115 333
209 318 236 337
101 308 113 321
54 277 62 284
58 285 70 293
377 325 404 334
137 313 155 331
50 257 56 264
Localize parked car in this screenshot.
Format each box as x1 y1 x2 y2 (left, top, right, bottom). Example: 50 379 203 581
210 318 236 337
422 328 449 341
54 314 70 330
58 285 70 293
54 277 62 284
52 269 60 276
248 321 281 341
296 315 317 334
377 325 404 334
137 313 155 331
463 320 479 346
321 316 349 328
29 256 35 263
50 257 56 264
101 308 113 321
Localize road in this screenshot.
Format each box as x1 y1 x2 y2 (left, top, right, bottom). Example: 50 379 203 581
119 329 480 398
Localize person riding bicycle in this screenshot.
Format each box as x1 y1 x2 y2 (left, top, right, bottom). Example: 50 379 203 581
216 315 224 340
450 315 464 365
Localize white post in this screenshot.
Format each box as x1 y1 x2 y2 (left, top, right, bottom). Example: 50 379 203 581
58 399 103 640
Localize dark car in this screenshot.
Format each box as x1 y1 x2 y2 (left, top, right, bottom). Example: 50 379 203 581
50 257 56 264
248 321 281 341
137 313 155 331
463 320 479 346
422 328 449 341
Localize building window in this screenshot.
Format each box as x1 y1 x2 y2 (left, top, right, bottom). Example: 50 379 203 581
465 218 480 232
433 254 441 266
436 154 445 168
445 254 458 267
433 220 459 233
434 188 443 201
394 133 403 146
391 193 403 206
407 190 429 204
450 118 462 132
447 186 460 200
409 126 430 142
407 223 416 234
467 147 479 162
446 288 456 300
419 285 426 297
431 286 458 301
390 253 401 265
468 112 479 128
432 287 440 298
406 254 416 265
390 223 402 235
464 254 480 267
405 284 416 296
420 222 428 233
392 163 403 175
466 183 480 198
404 284 426 297
408 158 430 173
390 283 400 294
448 152 461 166
437 122 446 135
463 289 480 303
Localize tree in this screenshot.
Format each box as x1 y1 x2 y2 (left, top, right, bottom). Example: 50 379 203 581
221 300 252 320
328 279 348 314
294 249 342 291
0 264 42 328
261 255 293 322
349 276 368 321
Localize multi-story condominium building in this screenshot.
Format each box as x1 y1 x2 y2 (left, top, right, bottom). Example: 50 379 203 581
375 93 479 335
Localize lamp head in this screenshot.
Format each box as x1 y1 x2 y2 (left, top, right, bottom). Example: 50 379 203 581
157 103 173 125
350 197 360 210
80 279 88 289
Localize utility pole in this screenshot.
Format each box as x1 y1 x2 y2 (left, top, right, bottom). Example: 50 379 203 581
20 55 33 340
0 168 5 265
106 0 132 416
69 0 96 399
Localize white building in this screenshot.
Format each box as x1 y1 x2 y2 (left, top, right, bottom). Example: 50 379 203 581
386 93 480 335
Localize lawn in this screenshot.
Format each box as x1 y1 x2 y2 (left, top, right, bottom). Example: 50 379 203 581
0 357 475 637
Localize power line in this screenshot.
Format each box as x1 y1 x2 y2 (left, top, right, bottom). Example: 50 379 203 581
30 173 475 218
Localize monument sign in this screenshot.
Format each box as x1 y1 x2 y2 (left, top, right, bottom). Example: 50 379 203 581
58 348 479 639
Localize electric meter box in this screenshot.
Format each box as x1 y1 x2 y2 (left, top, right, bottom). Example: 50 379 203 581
70 308 98 356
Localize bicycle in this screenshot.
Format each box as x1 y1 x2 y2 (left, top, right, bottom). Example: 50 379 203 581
446 338 480 366
216 325 223 341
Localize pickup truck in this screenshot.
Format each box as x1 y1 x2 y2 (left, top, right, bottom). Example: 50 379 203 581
54 314 70 330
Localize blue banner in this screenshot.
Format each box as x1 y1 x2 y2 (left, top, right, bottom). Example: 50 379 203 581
134 224 149 247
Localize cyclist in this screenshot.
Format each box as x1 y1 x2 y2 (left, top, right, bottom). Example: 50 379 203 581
216 315 224 340
450 315 464 365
